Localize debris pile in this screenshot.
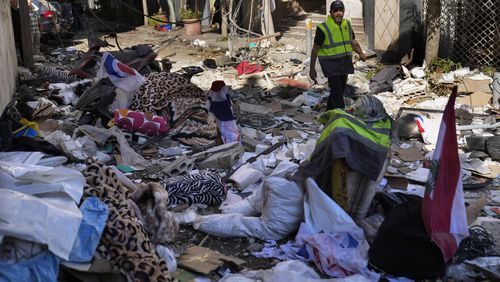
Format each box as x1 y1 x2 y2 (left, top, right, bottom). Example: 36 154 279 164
0 28 499 282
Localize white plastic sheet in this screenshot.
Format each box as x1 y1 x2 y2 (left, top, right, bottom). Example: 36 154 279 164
219 260 372 282
76 125 148 167
301 178 378 280
0 189 82 260
0 160 84 203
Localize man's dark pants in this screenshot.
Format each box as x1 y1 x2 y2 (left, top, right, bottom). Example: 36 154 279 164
327 74 348 110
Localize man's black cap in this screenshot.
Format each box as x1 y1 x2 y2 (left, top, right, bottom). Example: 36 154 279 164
330 0 345 11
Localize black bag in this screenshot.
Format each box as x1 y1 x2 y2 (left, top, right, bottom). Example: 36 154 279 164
368 196 446 279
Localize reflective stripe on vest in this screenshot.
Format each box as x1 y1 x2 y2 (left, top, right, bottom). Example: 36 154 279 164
317 16 353 60
317 109 391 149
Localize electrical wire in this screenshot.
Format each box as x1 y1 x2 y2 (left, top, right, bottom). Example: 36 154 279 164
79 0 122 51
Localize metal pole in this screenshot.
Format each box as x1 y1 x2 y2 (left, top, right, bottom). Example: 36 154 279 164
221 0 228 37
142 0 148 25
305 18 312 57
246 0 255 44
493 72 500 109
227 0 234 56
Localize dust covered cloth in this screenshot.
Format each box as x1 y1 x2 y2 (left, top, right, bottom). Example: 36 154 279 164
129 72 217 147
81 158 170 282
161 171 226 208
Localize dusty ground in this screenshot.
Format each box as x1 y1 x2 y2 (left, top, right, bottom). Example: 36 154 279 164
47 18 306 72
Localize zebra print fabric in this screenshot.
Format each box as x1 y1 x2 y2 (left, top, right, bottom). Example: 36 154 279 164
37 66 71 83
161 171 226 208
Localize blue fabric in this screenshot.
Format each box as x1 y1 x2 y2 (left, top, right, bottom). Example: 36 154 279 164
209 95 235 121
67 196 109 263
0 251 59 282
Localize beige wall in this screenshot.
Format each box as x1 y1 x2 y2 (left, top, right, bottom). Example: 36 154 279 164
0 0 18 112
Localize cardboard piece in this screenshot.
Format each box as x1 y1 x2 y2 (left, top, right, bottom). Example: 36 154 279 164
457 91 492 107
465 196 488 225
177 246 245 275
269 100 283 114
394 146 425 162
291 112 315 124
458 77 492 94
384 175 409 190
472 163 500 179
284 130 301 139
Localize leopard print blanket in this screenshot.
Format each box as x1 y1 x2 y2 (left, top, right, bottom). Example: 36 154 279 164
129 72 217 147
81 158 170 282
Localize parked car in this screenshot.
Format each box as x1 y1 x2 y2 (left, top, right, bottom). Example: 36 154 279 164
34 0 60 38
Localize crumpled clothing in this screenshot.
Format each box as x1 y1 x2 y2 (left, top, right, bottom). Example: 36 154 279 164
236 61 264 76
0 250 59 282
161 171 226 208
129 72 216 147
67 196 109 263
81 158 170 282
251 240 307 261
369 66 399 94
114 109 169 136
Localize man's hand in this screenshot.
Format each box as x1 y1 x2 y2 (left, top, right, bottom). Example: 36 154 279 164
309 68 317 84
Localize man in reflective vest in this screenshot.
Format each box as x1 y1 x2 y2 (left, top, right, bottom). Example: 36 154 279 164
310 0 367 110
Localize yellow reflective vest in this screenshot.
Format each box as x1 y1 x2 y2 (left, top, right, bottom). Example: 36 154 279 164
317 16 353 60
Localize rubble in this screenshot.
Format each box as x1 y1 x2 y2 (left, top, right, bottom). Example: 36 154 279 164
1 9 499 282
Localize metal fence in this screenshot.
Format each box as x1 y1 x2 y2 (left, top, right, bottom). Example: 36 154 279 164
424 0 499 68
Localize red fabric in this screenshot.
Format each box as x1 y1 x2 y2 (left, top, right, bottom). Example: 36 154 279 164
114 109 169 136
236 61 263 75
276 78 312 90
421 86 468 262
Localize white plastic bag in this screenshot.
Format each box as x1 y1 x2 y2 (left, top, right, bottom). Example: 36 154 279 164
0 189 82 260
219 260 373 282
302 178 378 280
0 160 84 203
194 163 303 240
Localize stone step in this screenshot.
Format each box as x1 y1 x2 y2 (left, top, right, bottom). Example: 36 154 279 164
276 24 364 34
279 30 365 44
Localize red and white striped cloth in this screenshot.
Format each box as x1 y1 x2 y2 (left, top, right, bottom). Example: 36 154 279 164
421 86 469 261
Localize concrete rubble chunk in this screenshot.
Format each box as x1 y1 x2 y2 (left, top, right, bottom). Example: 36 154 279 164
161 155 195 177
193 142 244 170
486 136 500 160
229 164 264 190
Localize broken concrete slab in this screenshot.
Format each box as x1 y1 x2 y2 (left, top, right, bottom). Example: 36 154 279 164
486 136 500 160
394 145 426 162
161 155 195 177
242 136 259 152
193 142 244 170
177 245 245 275
239 102 274 115
466 136 492 151
229 164 264 190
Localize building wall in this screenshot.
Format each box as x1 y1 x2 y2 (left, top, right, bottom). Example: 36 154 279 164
0 0 18 112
